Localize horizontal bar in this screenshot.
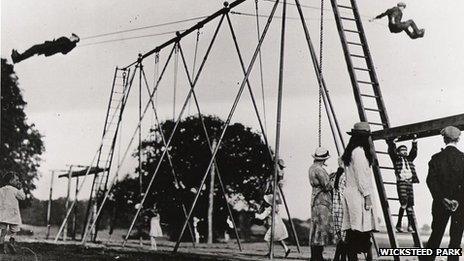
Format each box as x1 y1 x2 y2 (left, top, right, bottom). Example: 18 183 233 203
364 107 380 112
123 0 246 69
350 54 366 59
347 41 363 46
383 182 397 185
357 80 375 85
340 17 356 21
337 5 353 9
379 166 395 170
360 93 378 98
388 198 399 201
344 29 359 34
368 122 386 126
354 67 370 71
375 151 389 155
372 113 464 141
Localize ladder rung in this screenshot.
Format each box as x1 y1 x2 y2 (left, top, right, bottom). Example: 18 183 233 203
375 151 389 155
357 80 375 85
354 67 370 71
340 17 356 21
344 29 360 34
391 214 399 217
388 198 399 201
360 93 378 98
350 54 366 59
347 41 363 46
364 107 381 112
379 166 395 170
337 5 353 9
383 181 397 185
368 122 386 126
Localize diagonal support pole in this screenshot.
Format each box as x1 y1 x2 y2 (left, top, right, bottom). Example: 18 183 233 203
82 45 177 244
178 43 242 251
173 0 280 253
225 13 301 253
270 0 286 259
140 67 197 246
123 15 226 248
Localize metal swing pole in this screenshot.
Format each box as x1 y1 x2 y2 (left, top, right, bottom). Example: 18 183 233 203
270 0 286 259
123 15 225 247
177 43 243 251
83 45 177 244
225 13 301 253
173 0 280 252
140 66 197 246
294 0 345 150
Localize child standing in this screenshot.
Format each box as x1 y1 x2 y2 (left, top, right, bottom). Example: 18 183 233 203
0 172 26 254
255 193 291 258
147 204 162 250
386 135 419 232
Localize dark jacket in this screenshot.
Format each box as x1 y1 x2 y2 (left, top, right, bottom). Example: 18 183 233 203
427 146 464 202
40 37 77 56
387 140 419 183
375 7 404 32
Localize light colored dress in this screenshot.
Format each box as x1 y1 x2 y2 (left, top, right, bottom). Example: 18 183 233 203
255 205 289 242
342 147 378 232
0 185 26 225
308 164 335 246
150 215 163 237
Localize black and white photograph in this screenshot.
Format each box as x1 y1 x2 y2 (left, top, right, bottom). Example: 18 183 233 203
1 0 463 260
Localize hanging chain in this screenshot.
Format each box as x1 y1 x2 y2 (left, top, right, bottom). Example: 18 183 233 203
154 53 160 107
255 0 268 135
189 29 201 116
318 0 325 147
173 44 179 121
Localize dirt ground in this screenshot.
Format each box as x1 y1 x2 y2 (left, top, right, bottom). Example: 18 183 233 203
0 225 442 261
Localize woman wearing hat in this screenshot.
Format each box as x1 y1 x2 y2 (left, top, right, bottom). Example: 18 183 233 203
308 147 343 260
255 193 291 258
341 122 378 261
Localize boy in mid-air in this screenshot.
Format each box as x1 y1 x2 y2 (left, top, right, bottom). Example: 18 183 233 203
370 2 425 39
386 135 420 232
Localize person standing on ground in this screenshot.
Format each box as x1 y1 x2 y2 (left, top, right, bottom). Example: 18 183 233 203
0 172 26 254
386 135 420 233
424 126 464 261
147 204 163 251
341 122 378 261
369 2 425 39
255 193 291 258
308 147 342 261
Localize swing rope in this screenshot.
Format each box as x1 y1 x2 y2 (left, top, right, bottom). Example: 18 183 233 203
154 53 160 106
189 29 201 115
173 45 179 120
254 0 268 134
317 0 325 147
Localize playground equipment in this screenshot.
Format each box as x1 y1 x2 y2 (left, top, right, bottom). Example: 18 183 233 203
52 0 464 260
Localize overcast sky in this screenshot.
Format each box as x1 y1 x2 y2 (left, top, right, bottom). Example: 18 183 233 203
2 0 464 227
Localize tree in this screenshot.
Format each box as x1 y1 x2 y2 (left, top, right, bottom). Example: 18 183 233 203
1 59 44 201
111 115 273 241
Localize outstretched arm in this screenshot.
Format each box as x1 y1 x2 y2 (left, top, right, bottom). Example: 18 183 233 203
408 135 418 161
370 8 391 22
386 139 398 163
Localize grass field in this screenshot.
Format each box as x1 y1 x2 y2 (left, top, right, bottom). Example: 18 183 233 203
0 225 450 261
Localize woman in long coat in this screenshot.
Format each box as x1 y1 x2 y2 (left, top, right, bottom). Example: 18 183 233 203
341 122 378 260
308 147 343 261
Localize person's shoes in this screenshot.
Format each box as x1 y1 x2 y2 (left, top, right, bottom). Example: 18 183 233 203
11 49 21 64
6 238 17 255
396 225 404 233
265 252 271 258
407 225 414 232
419 29 425 37
285 248 291 258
